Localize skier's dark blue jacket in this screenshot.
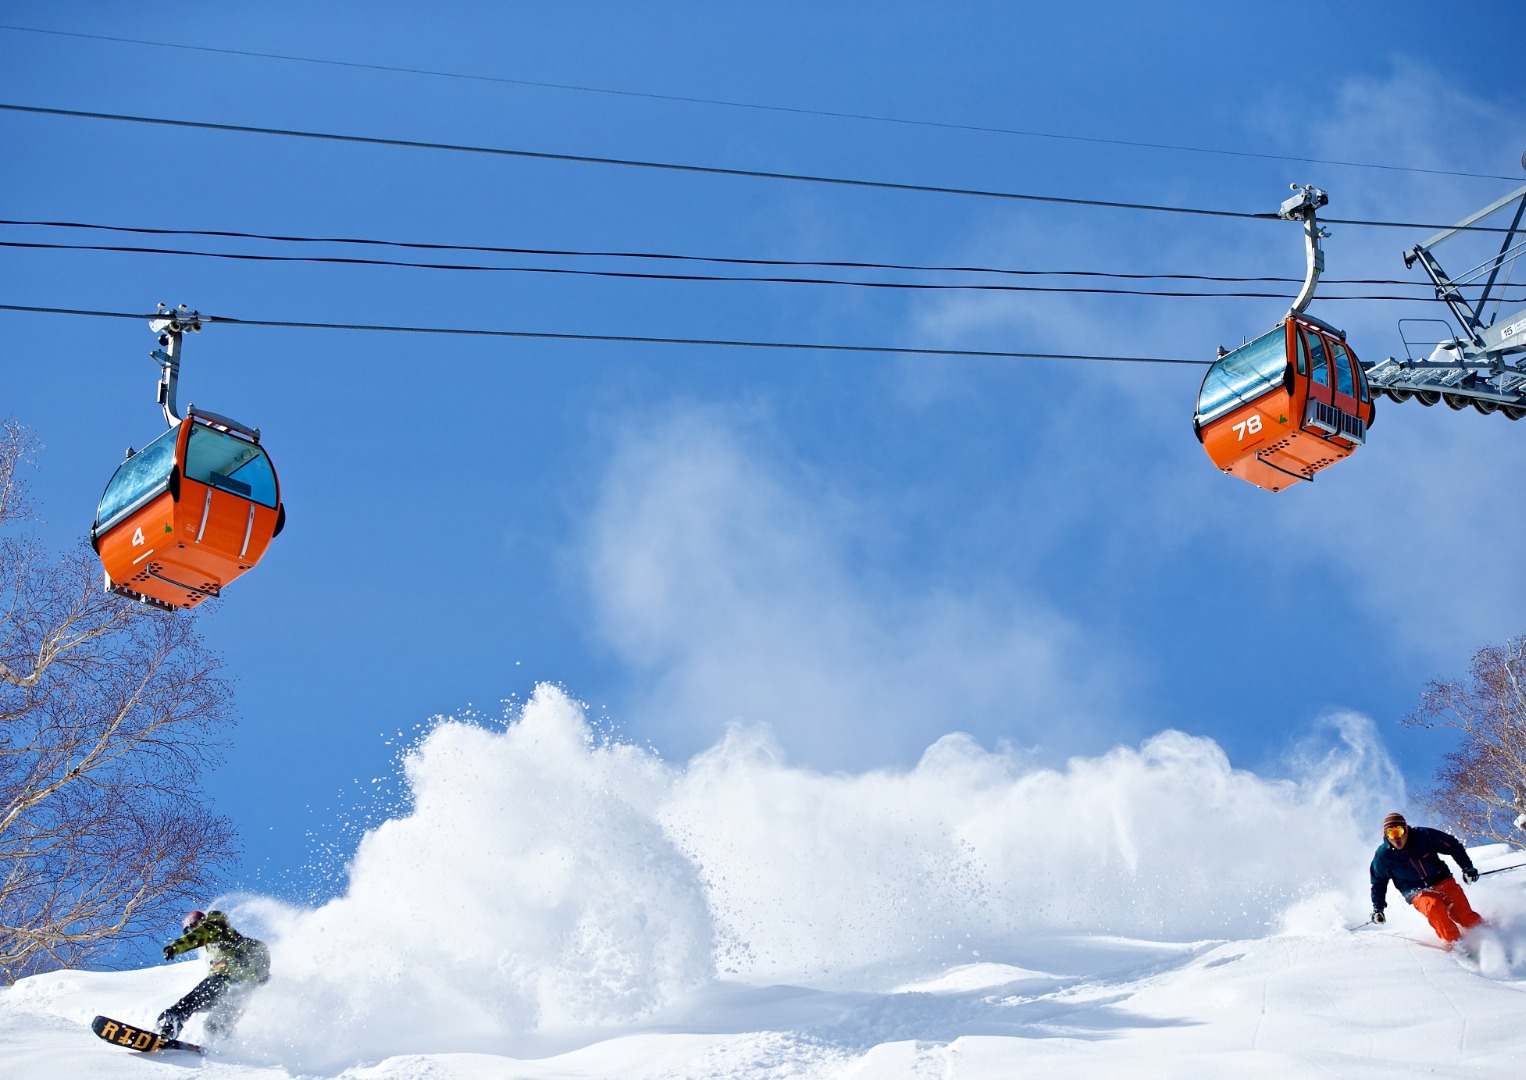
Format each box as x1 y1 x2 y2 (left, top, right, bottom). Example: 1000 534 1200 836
1369 825 1476 910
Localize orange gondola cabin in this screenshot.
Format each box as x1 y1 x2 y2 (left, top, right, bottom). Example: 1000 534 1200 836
92 410 285 610
1192 313 1375 492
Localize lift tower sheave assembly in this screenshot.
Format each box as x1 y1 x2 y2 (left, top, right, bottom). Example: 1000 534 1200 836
1365 171 1526 420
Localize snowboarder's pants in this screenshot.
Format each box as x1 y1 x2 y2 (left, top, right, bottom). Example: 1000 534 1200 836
157 974 252 1038
1410 878 1482 943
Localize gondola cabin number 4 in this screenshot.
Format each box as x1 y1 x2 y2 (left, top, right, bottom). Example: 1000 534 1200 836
91 414 285 610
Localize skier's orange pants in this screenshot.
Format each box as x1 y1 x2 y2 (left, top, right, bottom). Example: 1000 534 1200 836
1410 878 1482 943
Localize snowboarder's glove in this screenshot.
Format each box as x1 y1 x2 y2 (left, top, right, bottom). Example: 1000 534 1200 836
1463 867 1479 883
1371 909 1385 923
162 944 175 961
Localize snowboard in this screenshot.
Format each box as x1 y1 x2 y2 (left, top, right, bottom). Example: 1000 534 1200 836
91 1015 204 1055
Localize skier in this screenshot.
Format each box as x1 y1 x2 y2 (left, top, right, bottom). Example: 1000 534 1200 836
1370 812 1483 947
155 910 270 1041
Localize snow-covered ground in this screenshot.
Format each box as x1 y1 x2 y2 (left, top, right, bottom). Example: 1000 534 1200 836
4 688 1524 1078
6 911 1525 1079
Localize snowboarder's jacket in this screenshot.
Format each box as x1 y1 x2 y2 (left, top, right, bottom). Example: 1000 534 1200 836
1369 826 1477 912
163 911 270 984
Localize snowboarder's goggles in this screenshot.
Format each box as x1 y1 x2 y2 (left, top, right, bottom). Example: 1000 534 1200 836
1385 825 1407 840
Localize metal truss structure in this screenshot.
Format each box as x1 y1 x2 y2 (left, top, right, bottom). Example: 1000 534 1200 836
1365 175 1526 420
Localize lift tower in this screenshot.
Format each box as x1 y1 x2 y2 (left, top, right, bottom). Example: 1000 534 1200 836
1365 165 1526 419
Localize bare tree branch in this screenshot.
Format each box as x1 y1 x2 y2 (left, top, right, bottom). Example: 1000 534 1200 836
0 419 238 982
1403 634 1526 849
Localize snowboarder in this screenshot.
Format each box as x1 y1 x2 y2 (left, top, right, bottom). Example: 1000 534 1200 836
1370 812 1483 946
155 909 270 1041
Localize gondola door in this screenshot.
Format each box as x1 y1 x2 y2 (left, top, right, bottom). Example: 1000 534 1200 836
1328 337 1365 436
1302 327 1335 429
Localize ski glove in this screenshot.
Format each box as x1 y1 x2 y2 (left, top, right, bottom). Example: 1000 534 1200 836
1371 909 1385 923
1463 867 1479 883
162 944 175 961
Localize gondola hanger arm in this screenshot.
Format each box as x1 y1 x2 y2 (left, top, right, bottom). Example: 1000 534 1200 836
145 304 262 440
148 302 201 428
1279 184 1329 316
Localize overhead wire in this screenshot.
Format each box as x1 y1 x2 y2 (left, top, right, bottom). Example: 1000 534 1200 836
0 238 1479 303
0 22 1516 183
1 103 1518 235
0 102 1280 223
0 217 1435 286
0 303 1209 367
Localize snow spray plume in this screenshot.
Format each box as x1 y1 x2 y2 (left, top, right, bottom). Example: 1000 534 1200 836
236 686 713 1067
1468 887 1526 981
233 688 1399 1066
664 714 1399 979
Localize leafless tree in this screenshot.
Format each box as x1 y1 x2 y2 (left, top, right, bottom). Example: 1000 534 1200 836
0 419 238 982
1404 634 1526 849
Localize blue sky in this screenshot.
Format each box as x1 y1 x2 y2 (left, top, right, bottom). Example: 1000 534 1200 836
2 2 1524 898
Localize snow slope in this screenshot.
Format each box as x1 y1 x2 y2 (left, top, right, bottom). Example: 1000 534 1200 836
6 916 1525 1079
3 687 1523 1078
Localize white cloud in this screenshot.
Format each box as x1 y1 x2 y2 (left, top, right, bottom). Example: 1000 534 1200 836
580 405 1126 768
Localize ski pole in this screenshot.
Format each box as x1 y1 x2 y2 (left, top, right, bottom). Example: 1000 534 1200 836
1477 860 1526 878
1345 916 1375 931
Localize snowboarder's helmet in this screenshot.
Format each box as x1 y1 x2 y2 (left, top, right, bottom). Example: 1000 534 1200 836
183 910 206 932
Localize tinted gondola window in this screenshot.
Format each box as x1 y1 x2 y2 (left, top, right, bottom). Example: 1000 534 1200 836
1306 330 1330 386
1330 340 1354 396
1195 326 1288 425
95 424 179 531
1331 341 1362 400
184 425 278 507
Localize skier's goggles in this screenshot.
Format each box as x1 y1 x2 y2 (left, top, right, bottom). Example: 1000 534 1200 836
1385 825 1407 840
